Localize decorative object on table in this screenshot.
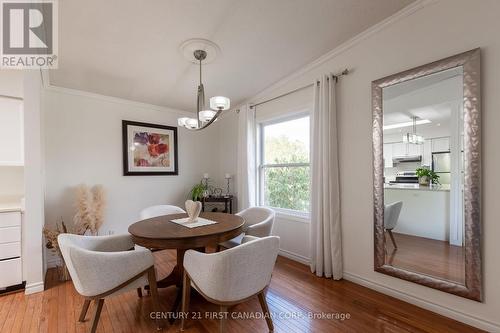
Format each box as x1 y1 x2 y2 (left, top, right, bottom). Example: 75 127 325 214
177 40 231 131
170 216 217 228
224 173 232 197
122 120 178 176
185 200 202 222
211 187 223 197
201 195 234 214
43 184 107 281
415 167 440 186
202 173 210 197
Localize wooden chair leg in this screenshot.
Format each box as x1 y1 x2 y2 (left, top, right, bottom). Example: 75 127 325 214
90 299 104 333
137 287 143 298
180 271 191 331
258 292 274 332
79 299 91 322
147 266 162 330
219 305 227 333
387 230 398 249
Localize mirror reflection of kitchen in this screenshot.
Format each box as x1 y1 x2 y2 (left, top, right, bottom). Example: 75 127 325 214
382 67 465 285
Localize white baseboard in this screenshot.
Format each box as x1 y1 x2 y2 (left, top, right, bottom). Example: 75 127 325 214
343 271 500 332
279 248 310 265
25 281 44 295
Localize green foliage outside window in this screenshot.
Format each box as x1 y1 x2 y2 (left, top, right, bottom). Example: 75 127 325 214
264 135 310 212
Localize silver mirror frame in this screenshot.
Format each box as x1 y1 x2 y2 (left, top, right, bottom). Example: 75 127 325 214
372 48 482 301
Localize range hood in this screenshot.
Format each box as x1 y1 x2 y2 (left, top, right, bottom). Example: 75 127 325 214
392 155 422 163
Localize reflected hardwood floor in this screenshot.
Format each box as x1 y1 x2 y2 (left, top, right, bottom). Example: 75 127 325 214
0 250 480 333
386 232 465 284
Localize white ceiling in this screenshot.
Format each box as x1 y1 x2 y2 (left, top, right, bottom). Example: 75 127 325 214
382 68 463 141
49 0 415 112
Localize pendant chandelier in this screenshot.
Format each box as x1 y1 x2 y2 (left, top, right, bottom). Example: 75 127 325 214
403 116 424 145
177 49 230 131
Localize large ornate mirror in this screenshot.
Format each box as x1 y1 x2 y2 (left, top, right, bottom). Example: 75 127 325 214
372 49 481 301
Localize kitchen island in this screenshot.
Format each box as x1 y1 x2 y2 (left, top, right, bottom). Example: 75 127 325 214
384 184 450 241
384 183 450 191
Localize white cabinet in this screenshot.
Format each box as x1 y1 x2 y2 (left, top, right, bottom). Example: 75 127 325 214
383 144 393 168
0 97 24 166
392 142 407 157
422 140 432 167
0 258 22 288
431 137 450 152
0 211 23 289
407 144 422 156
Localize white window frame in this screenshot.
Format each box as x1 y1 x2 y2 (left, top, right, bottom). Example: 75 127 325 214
257 112 311 220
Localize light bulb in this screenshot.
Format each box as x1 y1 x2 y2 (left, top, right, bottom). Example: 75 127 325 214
210 96 230 110
199 110 216 122
185 118 199 129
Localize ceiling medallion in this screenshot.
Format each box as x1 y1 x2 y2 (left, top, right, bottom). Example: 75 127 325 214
178 39 230 131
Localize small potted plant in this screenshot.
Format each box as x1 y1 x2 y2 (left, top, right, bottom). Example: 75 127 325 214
415 167 440 186
189 183 207 201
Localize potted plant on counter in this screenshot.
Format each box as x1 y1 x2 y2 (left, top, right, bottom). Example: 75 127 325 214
415 167 440 186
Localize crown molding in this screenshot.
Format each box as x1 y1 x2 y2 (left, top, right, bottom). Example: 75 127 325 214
247 0 438 104
41 71 193 117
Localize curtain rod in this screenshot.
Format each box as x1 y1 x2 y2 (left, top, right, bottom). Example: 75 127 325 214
249 69 349 109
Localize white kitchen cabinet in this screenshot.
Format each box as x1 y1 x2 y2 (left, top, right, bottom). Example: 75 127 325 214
0 97 24 166
0 258 22 288
0 211 23 289
431 137 450 152
422 140 432 167
407 143 422 156
383 144 393 168
392 142 407 157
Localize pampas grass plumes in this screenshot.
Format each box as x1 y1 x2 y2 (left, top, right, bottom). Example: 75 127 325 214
90 185 105 234
73 184 106 235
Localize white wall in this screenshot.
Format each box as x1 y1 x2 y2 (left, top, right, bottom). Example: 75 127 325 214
218 0 500 330
0 70 23 98
0 71 24 197
23 71 45 294
43 88 220 261
0 167 24 196
213 111 240 202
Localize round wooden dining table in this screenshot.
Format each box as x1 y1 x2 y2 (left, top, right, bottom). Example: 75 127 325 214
128 212 244 289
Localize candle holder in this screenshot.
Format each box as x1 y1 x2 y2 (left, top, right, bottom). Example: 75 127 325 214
224 174 231 197
202 174 210 198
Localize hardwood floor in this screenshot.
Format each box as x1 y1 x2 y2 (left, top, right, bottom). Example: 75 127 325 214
0 250 481 333
386 232 465 284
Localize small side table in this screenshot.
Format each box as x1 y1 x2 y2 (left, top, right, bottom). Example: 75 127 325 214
201 196 234 214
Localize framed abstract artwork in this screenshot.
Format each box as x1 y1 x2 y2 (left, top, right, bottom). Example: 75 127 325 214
122 120 178 176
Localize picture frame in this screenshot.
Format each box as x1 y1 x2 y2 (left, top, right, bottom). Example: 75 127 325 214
122 120 178 176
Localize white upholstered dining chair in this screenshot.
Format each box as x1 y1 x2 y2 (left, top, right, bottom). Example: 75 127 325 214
181 235 280 332
219 206 275 249
139 204 185 220
58 234 161 333
384 201 403 250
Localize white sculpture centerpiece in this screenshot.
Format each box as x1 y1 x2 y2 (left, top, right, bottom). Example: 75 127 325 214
185 200 202 222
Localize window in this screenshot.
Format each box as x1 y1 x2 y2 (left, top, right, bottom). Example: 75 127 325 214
258 115 310 215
